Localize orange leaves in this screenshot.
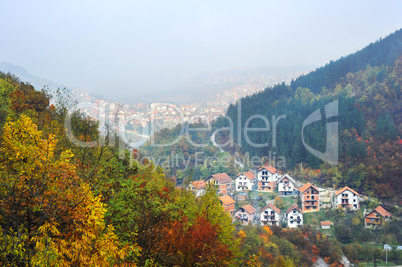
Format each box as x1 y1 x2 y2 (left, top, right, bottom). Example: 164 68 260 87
160 215 232 266
238 230 247 239
10 89 30 113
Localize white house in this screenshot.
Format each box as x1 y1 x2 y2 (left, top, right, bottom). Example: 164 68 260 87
257 165 279 192
186 180 206 198
260 203 281 226
335 186 359 210
235 171 256 191
277 174 299 196
234 204 257 225
286 204 303 228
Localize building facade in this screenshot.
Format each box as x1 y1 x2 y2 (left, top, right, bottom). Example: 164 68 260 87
286 204 304 228
235 171 256 191
277 174 299 196
234 204 257 225
335 186 359 210
257 166 279 192
260 203 281 226
299 183 320 212
205 173 233 195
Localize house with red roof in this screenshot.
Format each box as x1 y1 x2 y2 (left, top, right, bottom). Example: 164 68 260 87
321 221 332 229
299 183 320 212
365 206 392 228
335 186 359 210
205 172 233 195
286 204 304 228
219 195 236 215
186 180 207 198
260 203 281 226
235 171 256 191
234 204 257 225
257 165 279 192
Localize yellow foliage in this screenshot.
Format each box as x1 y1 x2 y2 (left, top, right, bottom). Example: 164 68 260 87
0 115 140 266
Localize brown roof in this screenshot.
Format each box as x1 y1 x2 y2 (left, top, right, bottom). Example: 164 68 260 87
286 204 303 214
299 183 319 194
243 171 256 180
219 195 236 206
321 221 332 226
241 204 256 214
211 173 233 184
259 165 278 174
375 206 391 218
335 186 359 196
261 203 281 214
191 180 206 190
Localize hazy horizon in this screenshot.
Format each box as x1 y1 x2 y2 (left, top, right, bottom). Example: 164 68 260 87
1 1 401 102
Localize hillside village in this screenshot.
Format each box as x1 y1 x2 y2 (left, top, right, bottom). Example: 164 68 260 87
186 164 393 230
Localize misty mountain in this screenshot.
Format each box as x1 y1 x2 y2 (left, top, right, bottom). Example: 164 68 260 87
0 62 66 93
123 65 314 105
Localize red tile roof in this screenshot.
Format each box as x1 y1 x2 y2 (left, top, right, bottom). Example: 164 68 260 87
259 165 277 174
211 173 233 184
191 180 206 190
261 203 281 214
242 204 256 214
238 171 256 180
335 186 359 196
375 206 391 218
321 221 332 226
219 195 236 206
286 204 303 214
299 183 319 194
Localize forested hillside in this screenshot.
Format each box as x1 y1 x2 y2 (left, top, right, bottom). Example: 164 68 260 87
290 28 402 94
225 31 402 203
142 30 402 205
0 71 364 266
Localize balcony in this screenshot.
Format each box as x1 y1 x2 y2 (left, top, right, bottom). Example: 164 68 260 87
262 216 277 221
237 186 249 190
237 216 249 221
365 218 381 224
304 203 318 207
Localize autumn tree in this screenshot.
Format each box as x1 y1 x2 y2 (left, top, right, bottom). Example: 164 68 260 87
0 115 137 265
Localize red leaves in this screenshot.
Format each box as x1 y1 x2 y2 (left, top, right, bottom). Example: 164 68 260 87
160 215 232 266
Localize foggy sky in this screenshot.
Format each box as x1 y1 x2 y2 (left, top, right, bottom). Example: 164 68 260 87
0 0 401 101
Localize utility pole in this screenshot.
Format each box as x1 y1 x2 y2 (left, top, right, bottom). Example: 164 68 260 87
386 248 388 264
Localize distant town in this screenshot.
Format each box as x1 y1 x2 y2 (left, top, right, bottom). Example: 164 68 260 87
73 71 305 140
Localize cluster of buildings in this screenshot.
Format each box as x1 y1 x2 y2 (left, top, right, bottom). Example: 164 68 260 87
186 165 392 229
72 84 267 134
